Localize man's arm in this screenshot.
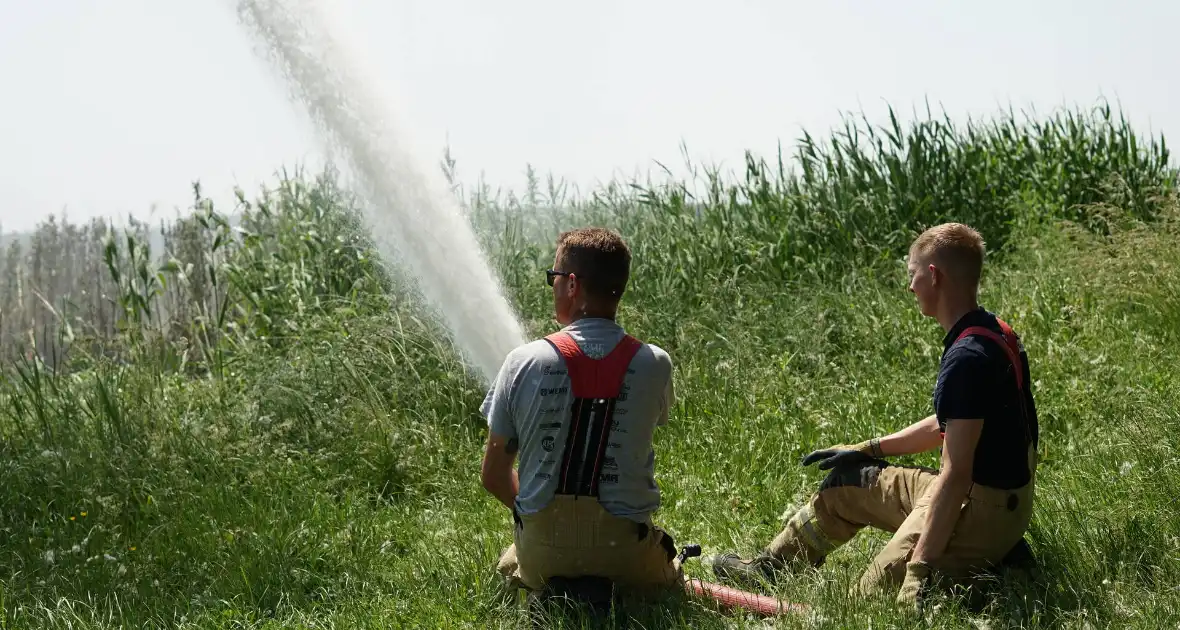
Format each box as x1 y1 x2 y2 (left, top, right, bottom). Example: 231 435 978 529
479 349 523 511
910 417 982 563
911 344 990 563
481 432 520 511
875 414 943 457
654 347 673 426
803 414 944 469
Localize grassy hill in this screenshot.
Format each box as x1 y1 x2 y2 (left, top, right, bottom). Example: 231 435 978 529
0 102 1178 628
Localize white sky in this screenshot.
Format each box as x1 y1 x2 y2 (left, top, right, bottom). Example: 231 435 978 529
1 0 1176 232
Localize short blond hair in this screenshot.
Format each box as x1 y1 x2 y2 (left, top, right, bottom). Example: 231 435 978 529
556 227 631 300
909 223 986 286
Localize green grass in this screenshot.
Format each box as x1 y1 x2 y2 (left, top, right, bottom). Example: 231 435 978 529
1 102 1179 628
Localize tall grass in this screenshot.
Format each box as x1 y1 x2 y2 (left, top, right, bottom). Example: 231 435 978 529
0 102 1177 628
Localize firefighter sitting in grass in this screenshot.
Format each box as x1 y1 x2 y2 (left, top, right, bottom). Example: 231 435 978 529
480 227 681 596
710 222 1040 609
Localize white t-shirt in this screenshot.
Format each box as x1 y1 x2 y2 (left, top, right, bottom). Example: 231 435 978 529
481 317 674 523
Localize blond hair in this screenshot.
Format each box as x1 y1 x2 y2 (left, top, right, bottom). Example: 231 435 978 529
556 227 631 300
909 223 986 286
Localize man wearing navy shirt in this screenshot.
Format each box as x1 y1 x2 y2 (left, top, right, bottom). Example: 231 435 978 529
710 223 1039 608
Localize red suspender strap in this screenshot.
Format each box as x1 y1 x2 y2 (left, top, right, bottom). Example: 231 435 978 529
544 331 644 498
951 318 1033 446
956 319 1025 391
544 332 643 399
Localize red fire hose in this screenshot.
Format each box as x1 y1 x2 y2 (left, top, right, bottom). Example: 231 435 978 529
684 577 810 615
676 544 810 617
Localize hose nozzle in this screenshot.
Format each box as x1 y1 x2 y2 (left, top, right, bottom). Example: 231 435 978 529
676 544 702 565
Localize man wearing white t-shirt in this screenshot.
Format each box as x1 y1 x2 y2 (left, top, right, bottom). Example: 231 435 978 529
480 227 680 593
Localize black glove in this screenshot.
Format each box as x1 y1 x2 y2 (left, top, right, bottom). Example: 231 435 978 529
800 439 884 470
800 448 871 470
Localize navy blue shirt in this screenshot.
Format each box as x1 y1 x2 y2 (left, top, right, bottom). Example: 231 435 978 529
934 308 1039 489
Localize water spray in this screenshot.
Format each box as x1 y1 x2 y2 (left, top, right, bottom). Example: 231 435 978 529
233 0 526 384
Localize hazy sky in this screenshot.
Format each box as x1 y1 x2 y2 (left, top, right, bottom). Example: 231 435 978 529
1 0 1176 232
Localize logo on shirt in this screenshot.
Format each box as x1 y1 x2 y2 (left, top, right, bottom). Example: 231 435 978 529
599 473 619 484
542 436 555 452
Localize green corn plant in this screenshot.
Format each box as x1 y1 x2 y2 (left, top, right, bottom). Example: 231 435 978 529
99 223 178 370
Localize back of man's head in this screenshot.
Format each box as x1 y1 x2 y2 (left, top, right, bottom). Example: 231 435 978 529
910 222 986 288
557 227 631 301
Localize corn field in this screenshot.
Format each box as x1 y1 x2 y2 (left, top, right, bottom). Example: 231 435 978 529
6 103 1169 372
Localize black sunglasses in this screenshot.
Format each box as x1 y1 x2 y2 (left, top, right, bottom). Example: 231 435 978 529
546 269 570 286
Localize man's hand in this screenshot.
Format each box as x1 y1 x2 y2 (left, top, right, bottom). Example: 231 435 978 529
481 432 520 511
896 560 933 611
801 439 883 470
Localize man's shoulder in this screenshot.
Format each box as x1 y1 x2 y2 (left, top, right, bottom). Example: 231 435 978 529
629 339 672 371
940 339 989 373
630 337 669 358
502 338 562 371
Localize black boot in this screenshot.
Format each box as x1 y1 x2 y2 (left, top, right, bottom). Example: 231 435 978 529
708 553 786 586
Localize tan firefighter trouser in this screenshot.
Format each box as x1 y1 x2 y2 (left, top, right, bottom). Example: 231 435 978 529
496 495 682 592
768 448 1036 597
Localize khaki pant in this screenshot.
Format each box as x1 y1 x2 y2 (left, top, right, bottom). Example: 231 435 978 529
496 495 682 591
768 449 1035 597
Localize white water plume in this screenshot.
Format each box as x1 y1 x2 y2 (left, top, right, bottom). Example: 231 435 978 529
234 0 527 384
